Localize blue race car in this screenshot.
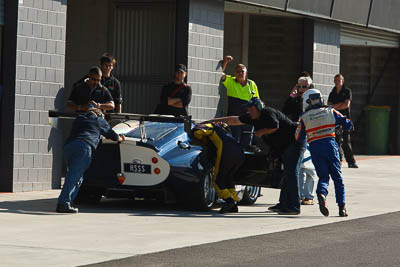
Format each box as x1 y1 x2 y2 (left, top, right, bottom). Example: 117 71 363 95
49 112 284 211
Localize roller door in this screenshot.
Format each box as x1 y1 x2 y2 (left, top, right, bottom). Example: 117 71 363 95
341 24 400 48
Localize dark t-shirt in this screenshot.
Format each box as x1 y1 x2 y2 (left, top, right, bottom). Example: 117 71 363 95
66 112 119 150
157 82 192 116
73 75 122 110
282 95 302 122
68 82 113 106
239 107 298 154
328 86 352 118
101 76 122 105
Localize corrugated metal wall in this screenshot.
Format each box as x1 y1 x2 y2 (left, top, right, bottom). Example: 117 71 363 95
111 2 176 114
0 0 4 25
341 46 400 154
248 16 304 110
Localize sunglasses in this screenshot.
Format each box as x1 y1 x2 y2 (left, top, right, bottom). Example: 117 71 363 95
296 85 309 89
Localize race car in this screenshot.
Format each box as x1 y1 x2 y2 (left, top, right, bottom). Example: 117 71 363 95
49 111 284 211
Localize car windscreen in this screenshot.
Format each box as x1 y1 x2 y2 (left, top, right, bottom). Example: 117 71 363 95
125 122 178 141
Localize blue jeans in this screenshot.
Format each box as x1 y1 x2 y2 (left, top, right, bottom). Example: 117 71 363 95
278 141 303 212
58 140 92 206
299 168 316 200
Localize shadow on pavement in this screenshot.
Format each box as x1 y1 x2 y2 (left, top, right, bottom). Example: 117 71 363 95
0 198 59 215
0 197 319 219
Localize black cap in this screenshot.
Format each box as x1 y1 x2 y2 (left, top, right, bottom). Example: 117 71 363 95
175 64 187 73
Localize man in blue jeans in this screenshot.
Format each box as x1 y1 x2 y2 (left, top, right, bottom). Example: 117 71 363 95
57 108 125 213
204 98 304 215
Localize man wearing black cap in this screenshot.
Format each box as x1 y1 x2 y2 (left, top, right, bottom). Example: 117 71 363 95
155 64 192 116
203 98 303 215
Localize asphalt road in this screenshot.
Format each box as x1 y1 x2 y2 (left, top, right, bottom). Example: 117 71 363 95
87 211 400 267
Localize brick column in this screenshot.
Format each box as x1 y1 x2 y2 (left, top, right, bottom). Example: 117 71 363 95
311 21 341 98
186 0 224 121
13 0 67 191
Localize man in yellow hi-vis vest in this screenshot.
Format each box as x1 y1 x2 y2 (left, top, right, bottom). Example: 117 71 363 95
220 55 260 147
192 122 244 214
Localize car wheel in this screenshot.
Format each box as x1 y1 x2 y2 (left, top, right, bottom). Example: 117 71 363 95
239 186 260 205
74 187 103 204
195 166 216 211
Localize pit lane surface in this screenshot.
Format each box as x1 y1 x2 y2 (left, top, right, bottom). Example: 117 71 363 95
87 211 400 267
0 156 399 266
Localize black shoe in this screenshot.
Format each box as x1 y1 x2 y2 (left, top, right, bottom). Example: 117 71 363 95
219 198 236 214
229 204 239 213
277 209 300 215
267 204 282 212
56 203 79 214
318 194 329 217
348 163 359 168
339 205 349 217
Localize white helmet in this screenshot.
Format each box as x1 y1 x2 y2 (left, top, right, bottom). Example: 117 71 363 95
302 89 323 111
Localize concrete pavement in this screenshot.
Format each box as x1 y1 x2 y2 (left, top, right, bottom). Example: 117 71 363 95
0 155 399 266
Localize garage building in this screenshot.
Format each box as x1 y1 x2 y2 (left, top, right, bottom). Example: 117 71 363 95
1 0 399 192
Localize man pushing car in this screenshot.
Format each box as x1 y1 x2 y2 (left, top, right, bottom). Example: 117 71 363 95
192 122 244 214
56 108 125 213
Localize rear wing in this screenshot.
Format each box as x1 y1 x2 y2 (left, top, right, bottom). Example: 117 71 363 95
48 110 193 141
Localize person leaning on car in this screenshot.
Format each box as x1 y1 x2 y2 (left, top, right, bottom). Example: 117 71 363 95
154 64 192 116
56 108 125 213
67 67 115 112
192 122 244 214
203 98 303 215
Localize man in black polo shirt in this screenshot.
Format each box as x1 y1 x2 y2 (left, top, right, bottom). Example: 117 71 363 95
328 74 358 168
67 67 115 112
204 98 303 215
99 53 123 113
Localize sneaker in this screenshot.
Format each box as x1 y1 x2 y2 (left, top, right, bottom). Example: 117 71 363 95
219 198 236 214
317 194 329 217
348 163 359 168
339 205 349 217
267 204 282 212
277 209 300 215
301 198 314 205
56 203 79 214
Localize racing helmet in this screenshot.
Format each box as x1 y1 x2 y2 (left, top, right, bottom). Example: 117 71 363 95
302 89 323 111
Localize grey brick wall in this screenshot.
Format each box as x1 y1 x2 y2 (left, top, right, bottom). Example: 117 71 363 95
13 0 66 192
187 0 224 121
312 21 340 99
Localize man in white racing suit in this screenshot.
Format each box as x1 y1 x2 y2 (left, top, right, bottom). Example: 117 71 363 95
295 89 353 217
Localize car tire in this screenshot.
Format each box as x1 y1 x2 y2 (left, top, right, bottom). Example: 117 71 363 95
74 187 103 204
194 166 216 211
239 186 260 205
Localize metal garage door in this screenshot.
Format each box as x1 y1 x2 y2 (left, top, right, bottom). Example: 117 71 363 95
110 1 176 114
341 24 400 48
